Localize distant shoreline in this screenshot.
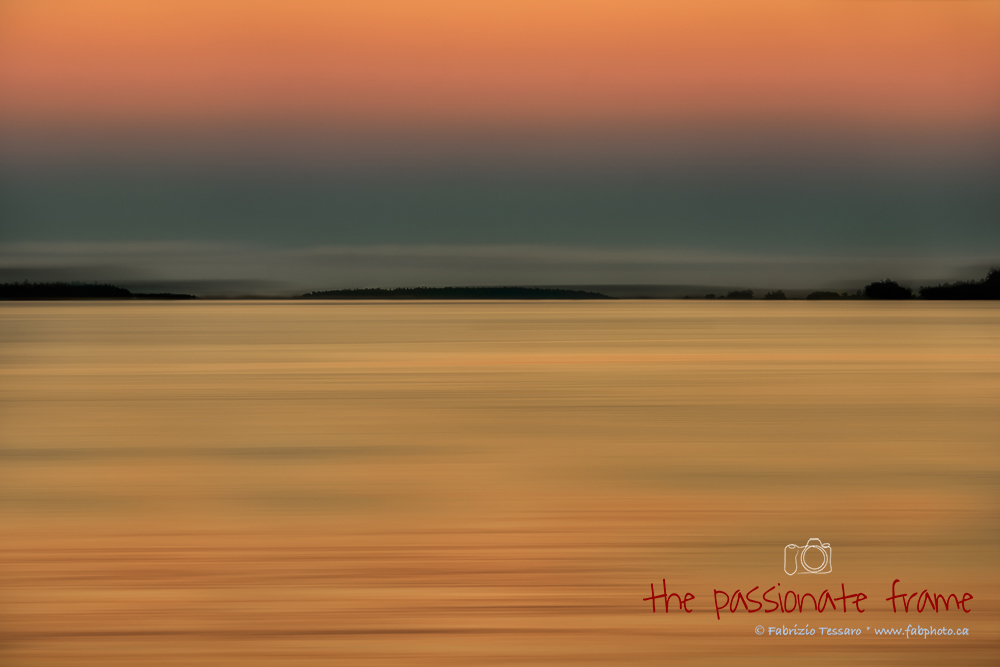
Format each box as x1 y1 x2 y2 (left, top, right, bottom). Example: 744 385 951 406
2 270 997 301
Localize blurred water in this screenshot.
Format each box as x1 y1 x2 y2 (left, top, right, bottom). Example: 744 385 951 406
1 301 997 665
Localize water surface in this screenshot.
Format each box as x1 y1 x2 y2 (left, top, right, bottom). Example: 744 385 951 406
2 301 997 665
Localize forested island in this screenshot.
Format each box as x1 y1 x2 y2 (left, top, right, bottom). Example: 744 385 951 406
298 286 615 300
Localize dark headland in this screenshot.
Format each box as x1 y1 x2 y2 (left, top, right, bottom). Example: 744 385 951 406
0 282 196 300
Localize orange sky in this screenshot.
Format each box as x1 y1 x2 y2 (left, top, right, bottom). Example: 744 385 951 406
1 0 999 133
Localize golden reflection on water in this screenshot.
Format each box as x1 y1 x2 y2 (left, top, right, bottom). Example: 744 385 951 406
1 301 998 665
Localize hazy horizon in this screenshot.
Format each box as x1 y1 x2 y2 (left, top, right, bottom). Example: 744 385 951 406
2 1 998 289
2 241 997 298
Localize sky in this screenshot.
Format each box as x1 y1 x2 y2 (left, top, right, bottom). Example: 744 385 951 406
1 0 998 294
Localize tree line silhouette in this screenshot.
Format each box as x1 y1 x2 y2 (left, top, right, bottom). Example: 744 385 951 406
697 269 998 300
919 269 999 300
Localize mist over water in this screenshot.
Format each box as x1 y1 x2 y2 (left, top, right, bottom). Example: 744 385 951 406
2 301 997 665
3 155 996 292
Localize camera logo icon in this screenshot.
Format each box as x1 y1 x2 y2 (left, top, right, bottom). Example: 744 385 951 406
783 538 832 575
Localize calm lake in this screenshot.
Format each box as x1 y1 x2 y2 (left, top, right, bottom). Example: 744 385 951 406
2 301 998 665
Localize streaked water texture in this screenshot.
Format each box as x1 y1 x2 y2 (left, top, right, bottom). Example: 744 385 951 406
1 302 997 665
